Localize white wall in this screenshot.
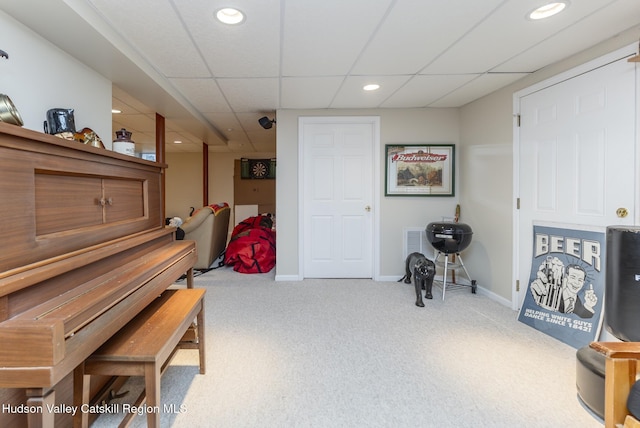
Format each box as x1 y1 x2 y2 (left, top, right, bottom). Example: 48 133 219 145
0 11 111 144
275 108 461 280
458 91 514 304
165 152 203 219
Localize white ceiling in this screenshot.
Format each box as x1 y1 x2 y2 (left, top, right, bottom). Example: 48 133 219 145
2 0 640 153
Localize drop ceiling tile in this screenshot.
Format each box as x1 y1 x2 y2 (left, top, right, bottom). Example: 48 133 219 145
282 0 393 76
250 141 277 154
113 86 155 113
245 129 275 143
169 78 232 112
165 126 203 144
174 0 280 77
423 0 620 75
166 130 196 145
166 140 203 153
493 0 640 72
203 112 243 138
207 145 231 153
429 73 528 107
381 74 478 108
228 140 254 152
330 75 412 108
236 112 277 133
113 113 156 134
281 77 344 108
88 0 210 78
217 78 279 112
352 0 504 75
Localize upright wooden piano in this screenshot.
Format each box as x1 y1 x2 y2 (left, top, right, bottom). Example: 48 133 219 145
0 122 196 427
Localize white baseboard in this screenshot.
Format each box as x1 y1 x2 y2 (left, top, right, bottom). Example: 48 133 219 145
275 274 302 281
476 285 513 308
377 275 403 282
274 274 513 310
276 275 403 282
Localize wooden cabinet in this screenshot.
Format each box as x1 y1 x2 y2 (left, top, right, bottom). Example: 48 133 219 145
0 122 163 273
34 174 145 234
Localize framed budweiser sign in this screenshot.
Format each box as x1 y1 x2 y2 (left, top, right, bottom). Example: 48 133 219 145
385 144 455 196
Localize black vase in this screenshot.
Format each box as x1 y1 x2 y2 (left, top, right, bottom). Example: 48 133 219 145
44 108 76 134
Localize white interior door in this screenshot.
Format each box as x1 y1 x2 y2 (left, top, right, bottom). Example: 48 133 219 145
300 117 377 278
516 54 637 308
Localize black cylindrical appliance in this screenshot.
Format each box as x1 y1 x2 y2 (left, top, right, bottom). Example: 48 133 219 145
605 226 640 341
426 222 473 254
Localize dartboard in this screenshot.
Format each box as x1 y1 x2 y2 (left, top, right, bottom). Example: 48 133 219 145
250 160 268 178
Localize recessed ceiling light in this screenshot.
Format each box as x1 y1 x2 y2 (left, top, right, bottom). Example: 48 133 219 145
173 140 183 144
528 2 568 20
216 8 245 25
111 109 121 114
363 84 380 91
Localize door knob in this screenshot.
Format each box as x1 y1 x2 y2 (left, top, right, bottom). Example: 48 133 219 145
616 207 628 218
365 205 371 212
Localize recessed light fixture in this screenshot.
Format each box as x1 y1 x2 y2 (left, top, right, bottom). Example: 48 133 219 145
173 140 182 144
216 8 245 25
528 2 568 20
111 109 121 114
363 84 380 91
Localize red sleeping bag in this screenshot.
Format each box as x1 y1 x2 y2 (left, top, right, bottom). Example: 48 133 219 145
224 215 276 273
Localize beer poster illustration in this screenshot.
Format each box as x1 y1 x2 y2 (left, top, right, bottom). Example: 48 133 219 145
385 144 454 196
518 224 605 349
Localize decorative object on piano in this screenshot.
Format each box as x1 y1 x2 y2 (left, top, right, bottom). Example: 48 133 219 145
112 127 136 156
44 108 76 139
167 216 185 240
0 94 24 126
167 216 183 228
240 157 276 179
73 127 105 148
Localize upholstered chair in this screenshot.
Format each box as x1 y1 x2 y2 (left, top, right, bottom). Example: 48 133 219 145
181 203 230 269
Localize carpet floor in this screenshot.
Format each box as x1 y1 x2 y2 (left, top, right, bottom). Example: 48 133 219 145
93 267 603 427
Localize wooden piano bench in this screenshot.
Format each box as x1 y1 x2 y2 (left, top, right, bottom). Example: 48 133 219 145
73 288 206 428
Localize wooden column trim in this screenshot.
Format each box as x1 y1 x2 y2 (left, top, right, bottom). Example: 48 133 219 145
202 142 209 206
155 113 166 222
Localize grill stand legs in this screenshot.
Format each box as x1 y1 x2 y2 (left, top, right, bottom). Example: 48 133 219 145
435 252 477 300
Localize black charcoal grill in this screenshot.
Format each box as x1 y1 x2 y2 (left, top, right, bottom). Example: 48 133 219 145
426 222 476 299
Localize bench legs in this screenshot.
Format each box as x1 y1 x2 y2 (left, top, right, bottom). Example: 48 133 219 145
186 267 194 289
145 362 161 428
197 303 206 374
73 365 90 428
25 387 55 428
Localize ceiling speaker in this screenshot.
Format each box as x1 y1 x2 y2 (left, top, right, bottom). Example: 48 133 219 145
258 116 275 129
